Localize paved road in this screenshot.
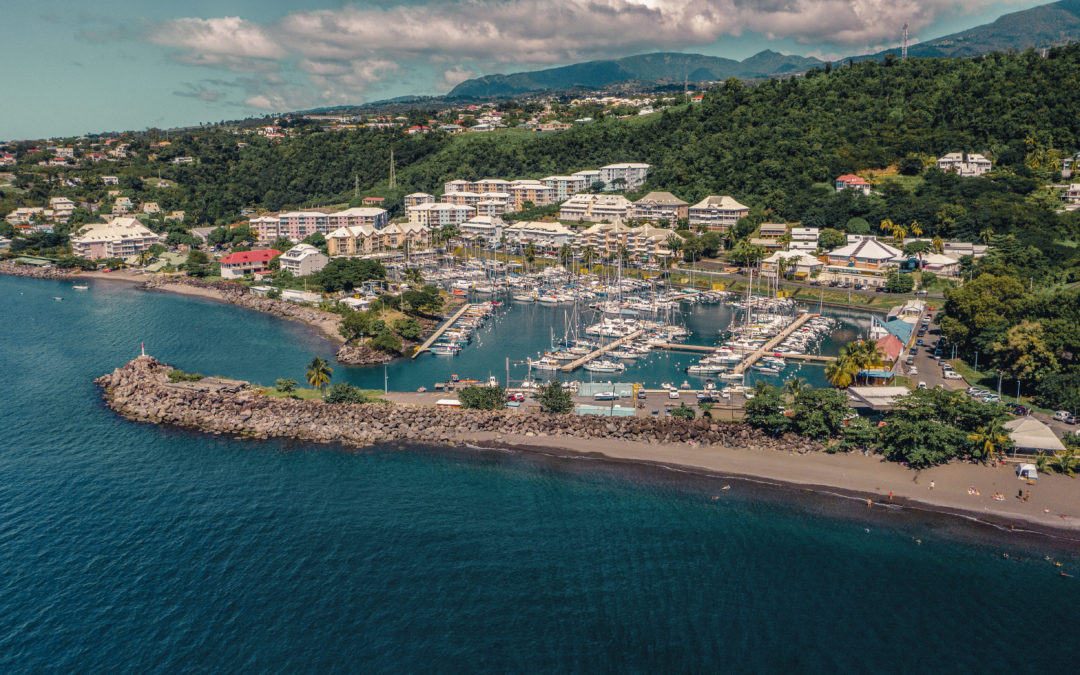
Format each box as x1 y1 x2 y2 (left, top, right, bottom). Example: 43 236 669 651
906 312 965 391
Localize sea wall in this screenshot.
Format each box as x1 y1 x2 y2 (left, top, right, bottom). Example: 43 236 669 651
97 356 823 452
0 261 75 280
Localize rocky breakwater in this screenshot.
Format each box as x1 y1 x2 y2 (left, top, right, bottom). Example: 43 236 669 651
97 356 823 455
0 261 75 280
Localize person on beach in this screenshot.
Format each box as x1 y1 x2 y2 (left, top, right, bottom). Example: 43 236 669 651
867 498 872 508
929 481 935 491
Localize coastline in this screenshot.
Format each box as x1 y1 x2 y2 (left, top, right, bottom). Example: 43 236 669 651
97 355 1080 540
458 433 1080 540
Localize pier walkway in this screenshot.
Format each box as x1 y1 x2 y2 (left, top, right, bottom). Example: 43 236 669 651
561 330 644 372
733 313 817 374
652 341 835 364
412 303 473 358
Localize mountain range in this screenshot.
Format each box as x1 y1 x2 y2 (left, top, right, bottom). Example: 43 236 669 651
446 0 1080 99
447 51 823 98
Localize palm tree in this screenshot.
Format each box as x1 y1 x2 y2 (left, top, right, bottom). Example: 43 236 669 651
524 242 536 271
783 377 808 400
697 401 714 418
931 236 945 254
582 246 596 271
979 227 994 246
1051 448 1079 477
137 249 152 267
558 243 572 269
404 267 423 288
967 419 1010 463
879 219 894 236
825 358 856 388
305 356 333 392
909 221 923 238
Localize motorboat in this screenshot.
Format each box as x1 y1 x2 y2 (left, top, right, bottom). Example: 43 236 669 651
583 359 625 373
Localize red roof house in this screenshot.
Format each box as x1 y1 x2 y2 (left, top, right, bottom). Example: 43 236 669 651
219 248 281 279
835 174 872 195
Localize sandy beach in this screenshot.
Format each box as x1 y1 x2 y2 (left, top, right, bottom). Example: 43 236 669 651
455 431 1080 536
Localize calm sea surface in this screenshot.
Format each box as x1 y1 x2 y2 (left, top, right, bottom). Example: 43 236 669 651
1 275 1076 672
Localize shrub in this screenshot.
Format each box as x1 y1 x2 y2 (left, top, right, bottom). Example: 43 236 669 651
458 384 507 410
393 317 423 340
536 380 574 414
323 383 379 404
274 378 298 393
167 369 204 382
670 403 696 420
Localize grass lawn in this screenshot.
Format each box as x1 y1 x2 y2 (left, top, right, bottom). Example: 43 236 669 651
260 386 326 400
258 386 387 403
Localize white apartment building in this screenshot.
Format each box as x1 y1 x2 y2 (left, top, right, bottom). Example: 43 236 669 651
572 170 601 188
279 244 329 276
70 218 162 259
688 195 749 232
937 152 992 177
542 175 588 201
789 227 820 251
404 192 436 208
504 221 574 248
407 202 474 228
460 215 505 244
559 194 634 223
599 163 650 191
1065 184 1080 203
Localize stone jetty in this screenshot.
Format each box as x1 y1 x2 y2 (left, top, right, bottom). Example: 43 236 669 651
0 261 75 280
97 356 823 453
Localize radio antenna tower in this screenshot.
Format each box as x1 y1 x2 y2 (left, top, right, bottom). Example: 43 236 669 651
389 148 397 189
902 23 909 60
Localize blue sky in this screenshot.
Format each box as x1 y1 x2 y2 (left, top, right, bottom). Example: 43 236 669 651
0 0 1048 141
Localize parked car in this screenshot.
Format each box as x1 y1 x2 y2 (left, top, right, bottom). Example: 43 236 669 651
668 389 680 400
1054 410 1072 421
917 381 927 389
944 371 963 380
637 390 647 400
916 339 923 346
905 356 915 365
507 392 525 402
982 394 1001 403
908 366 918 375
1007 404 1029 416
1067 414 1077 425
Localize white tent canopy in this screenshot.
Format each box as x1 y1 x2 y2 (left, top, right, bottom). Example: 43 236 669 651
1003 418 1067 453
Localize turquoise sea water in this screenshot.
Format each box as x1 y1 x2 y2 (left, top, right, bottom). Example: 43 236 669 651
1 275 1077 672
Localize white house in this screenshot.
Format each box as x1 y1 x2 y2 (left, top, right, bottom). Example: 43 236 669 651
834 174 872 195
761 251 824 278
279 243 329 276
1065 184 1080 203
937 152 992 177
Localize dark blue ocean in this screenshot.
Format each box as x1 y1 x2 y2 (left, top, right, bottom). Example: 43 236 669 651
1 275 1076 672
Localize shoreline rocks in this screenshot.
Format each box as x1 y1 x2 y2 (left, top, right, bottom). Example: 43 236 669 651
0 261 76 280
97 356 823 454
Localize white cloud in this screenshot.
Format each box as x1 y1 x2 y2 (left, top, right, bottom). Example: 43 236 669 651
145 0 1025 107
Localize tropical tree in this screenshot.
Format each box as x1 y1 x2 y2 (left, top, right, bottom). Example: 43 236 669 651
825 358 856 388
931 236 945 254
582 245 596 271
305 356 333 392
966 418 1011 463
1051 448 1080 477
697 401 714 418
404 267 424 288
524 242 536 270
909 221 923 238
558 243 573 268
784 377 808 400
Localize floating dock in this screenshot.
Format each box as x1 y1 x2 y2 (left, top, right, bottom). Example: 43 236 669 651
560 330 644 372
411 303 473 358
733 313 818 374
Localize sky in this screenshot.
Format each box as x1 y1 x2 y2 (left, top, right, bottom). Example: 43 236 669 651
0 0 1050 141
